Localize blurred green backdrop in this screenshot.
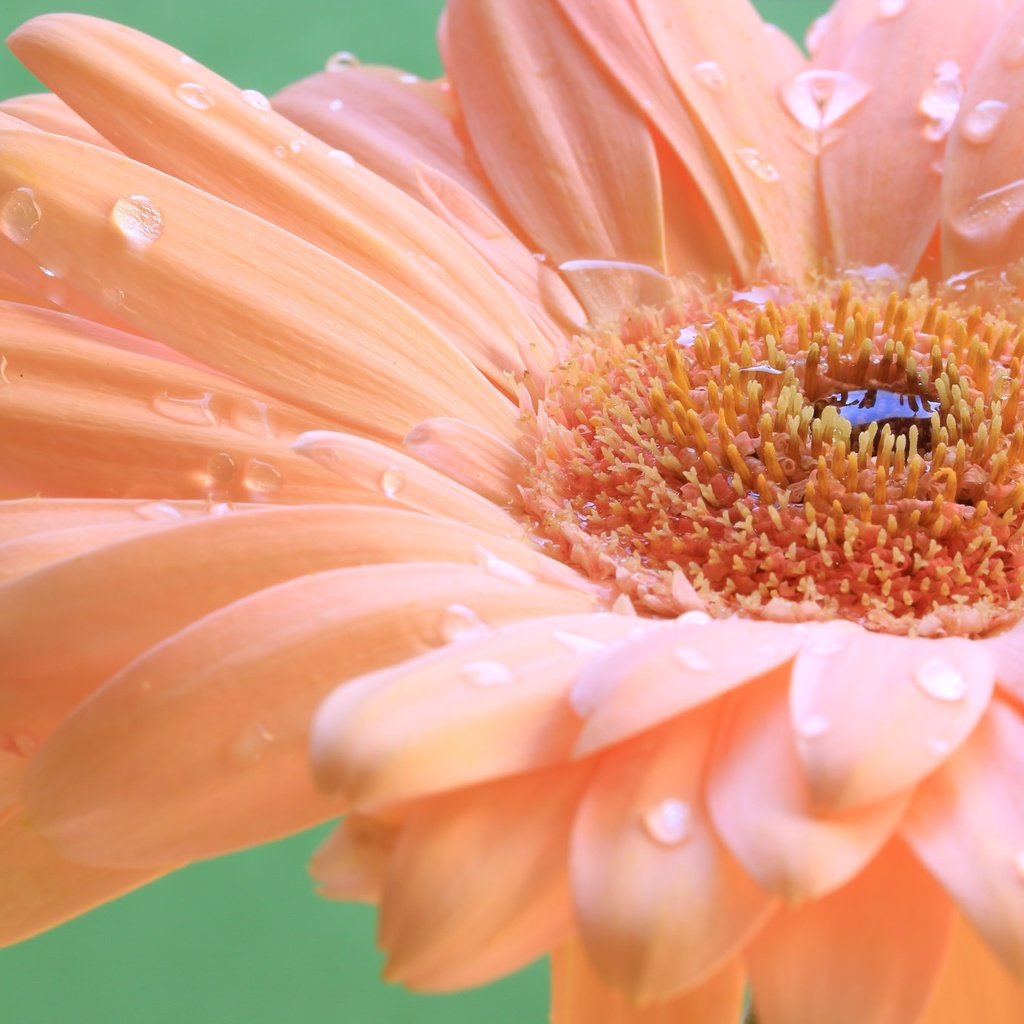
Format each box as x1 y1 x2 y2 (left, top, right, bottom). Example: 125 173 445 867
0 2 828 1022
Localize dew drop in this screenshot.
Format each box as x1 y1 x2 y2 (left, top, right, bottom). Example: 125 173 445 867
241 88 271 111
398 73 420 84
918 61 963 143
959 99 1008 146
642 798 692 847
950 179 1024 246
778 70 871 133
797 714 831 739
325 51 360 72
273 144 288 159
474 545 535 586
0 356 9 385
735 147 780 182
226 722 274 766
231 398 275 439
461 659 514 688
207 451 237 485
111 195 164 246
552 630 607 656
439 603 490 643
0 187 41 244
175 82 214 110
134 502 184 522
151 390 219 426
914 657 967 702
876 0 908 19
328 98 344 111
242 458 283 497
380 466 406 498
692 60 727 91
327 149 357 166
674 647 712 671
289 136 308 154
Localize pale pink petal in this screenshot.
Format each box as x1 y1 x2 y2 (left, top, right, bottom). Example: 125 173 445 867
571 703 777 1003
807 0 877 69
707 676 910 901
746 839 953 1024
981 619 1024 703
902 699 1024 980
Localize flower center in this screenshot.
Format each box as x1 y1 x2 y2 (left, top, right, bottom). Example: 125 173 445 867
523 274 1024 637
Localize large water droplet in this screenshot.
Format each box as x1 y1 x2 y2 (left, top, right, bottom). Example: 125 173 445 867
134 502 185 522
380 466 406 498
111 195 164 246
206 451 237 485
325 51 360 72
439 604 490 643
914 658 967 702
778 70 871 133
242 458 283 497
959 99 1008 146
0 187 41 244
735 147 780 183
474 545 535 586
175 82 215 110
797 714 831 739
461 660 514 688
918 61 963 142
327 149 357 166
241 88 271 111
0 355 10 385
642 798 692 847
876 0 908 19
151 390 219 426
692 60 727 91
674 647 712 671
226 722 274 766
950 178 1024 246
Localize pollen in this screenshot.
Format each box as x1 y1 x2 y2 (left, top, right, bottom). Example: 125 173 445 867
523 274 1024 637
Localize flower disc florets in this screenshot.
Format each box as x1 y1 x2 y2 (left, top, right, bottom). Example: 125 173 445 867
525 273 1024 637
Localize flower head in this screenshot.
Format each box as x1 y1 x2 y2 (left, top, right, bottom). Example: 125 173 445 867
2 0 1024 1021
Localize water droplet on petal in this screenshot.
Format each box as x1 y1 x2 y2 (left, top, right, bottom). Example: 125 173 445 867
398 72 420 84
242 458 283 498
876 0 908 19
273 144 288 159
797 714 831 739
0 356 10 385
175 82 214 110
327 149 357 166
642 798 692 847
151 390 219 426
328 98 344 111
692 60 727 91
805 13 831 55
439 604 491 643
241 88 271 111
111 195 164 246
474 545 535 586
674 647 712 671
778 70 871 132
461 660 514 688
552 630 607 655
134 502 184 522
325 51 359 72
380 466 405 498
736 147 780 182
0 187 41 244
959 99 1008 146
914 657 967 702
289 136 308 154
207 451 237 485
226 723 274 766
950 179 1024 247
918 61 963 142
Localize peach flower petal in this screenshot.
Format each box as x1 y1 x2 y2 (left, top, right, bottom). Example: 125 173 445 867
745 839 953 1024
0 497 213 542
22 561 595 868
707 676 910 901
9 14 549 388
312 612 638 806
0 808 167 947
981 619 1024 703
445 0 665 272
917 916 1024 1024
791 626 994 810
379 764 589 990
807 0 877 69
942 2 1024 274
0 92 117 149
551 939 746 1024
571 704 778 1003
819 0 1002 272
572 618 802 755
310 813 399 903
0 127 517 445
902 700 1024 980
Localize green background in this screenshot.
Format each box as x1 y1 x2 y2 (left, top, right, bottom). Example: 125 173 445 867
0 2 828 1022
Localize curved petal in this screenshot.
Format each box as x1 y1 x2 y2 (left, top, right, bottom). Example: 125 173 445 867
9 14 550 388
310 813 398 903
0 497 213 542
445 0 665 272
571 703 777 1003
790 626 994 810
0 92 117 149
22 560 595 868
707 675 911 901
902 699 1024 980
807 0 877 69
379 763 589 990
572 618 802 755
312 612 637 806
551 938 746 1024
981 619 1024 703
745 839 953 1024
942 2 1024 274
0 127 517 445
818 0 1002 271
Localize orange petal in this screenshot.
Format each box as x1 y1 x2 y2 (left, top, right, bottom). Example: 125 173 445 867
633 0 819 282
9 14 549 388
818 0 1002 272
0 807 166 946
572 618 802 755
312 612 637 806
902 699 1024 980
310 813 398 903
273 66 497 208
917 915 1024 1024
379 763 589 990
0 497 213 542
551 938 746 1024
790 626 994 810
22 559 595 868
0 126 517 445
571 704 777 1003
745 839 953 1024
707 675 910 901
445 0 665 271
942 3 1024 274
0 92 117 149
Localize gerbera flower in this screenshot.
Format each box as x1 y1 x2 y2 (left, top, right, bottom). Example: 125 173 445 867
2 0 1024 1021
